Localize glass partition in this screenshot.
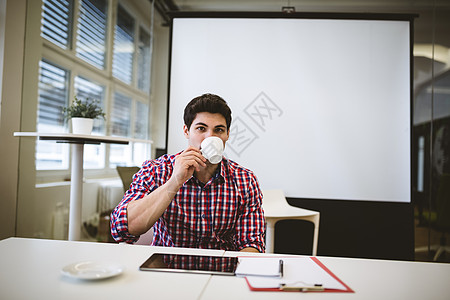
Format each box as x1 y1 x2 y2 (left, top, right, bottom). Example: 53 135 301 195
412 3 450 263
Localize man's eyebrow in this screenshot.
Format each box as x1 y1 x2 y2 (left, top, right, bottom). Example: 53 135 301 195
193 122 208 127
193 122 226 128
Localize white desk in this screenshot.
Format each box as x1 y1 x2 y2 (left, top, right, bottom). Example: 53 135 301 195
13 132 152 241
1 238 450 300
0 237 222 300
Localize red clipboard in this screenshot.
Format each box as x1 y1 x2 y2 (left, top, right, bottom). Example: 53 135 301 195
244 257 354 293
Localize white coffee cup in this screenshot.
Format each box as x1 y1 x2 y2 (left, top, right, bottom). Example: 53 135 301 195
201 136 224 164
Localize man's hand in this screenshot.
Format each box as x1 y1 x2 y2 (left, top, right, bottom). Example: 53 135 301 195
171 146 207 187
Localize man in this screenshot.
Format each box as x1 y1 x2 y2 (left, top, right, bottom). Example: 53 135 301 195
111 93 266 253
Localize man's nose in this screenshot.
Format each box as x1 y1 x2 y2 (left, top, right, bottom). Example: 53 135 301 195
205 130 218 137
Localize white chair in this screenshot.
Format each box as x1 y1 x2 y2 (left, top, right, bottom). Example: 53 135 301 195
262 189 320 256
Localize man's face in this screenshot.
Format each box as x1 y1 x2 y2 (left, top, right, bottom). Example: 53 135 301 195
183 112 229 149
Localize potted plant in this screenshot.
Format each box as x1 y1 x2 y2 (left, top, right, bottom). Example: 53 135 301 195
62 96 106 135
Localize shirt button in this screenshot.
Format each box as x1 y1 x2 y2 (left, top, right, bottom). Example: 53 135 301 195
201 214 205 219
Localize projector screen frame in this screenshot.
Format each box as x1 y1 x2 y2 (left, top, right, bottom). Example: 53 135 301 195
165 11 416 204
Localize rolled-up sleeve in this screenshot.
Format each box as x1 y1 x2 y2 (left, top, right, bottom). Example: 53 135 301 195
234 173 266 252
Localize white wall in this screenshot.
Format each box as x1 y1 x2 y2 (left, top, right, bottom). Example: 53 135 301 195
0 0 26 240
149 22 170 153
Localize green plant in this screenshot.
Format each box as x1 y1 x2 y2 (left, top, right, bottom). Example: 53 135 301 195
62 96 106 120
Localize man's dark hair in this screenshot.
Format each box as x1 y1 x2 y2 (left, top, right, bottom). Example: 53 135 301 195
183 93 232 130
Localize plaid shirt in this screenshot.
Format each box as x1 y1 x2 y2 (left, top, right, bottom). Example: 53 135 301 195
110 153 266 252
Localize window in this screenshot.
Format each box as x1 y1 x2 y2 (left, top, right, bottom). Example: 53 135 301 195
37 0 152 178
109 91 132 166
111 91 132 137
113 4 135 84
41 0 74 49
137 27 151 92
109 93 150 168
132 101 150 166
73 75 106 134
76 0 108 69
37 60 69 131
134 101 149 139
74 76 106 169
36 60 70 170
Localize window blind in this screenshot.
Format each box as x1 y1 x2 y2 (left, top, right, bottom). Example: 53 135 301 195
134 101 149 139
74 75 105 133
41 0 73 49
37 60 69 128
36 59 70 170
137 27 151 92
76 0 108 69
113 4 135 84
111 91 132 137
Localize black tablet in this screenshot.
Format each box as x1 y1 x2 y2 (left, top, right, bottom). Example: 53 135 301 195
139 252 238 276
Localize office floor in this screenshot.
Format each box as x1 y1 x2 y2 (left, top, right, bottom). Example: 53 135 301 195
414 215 450 263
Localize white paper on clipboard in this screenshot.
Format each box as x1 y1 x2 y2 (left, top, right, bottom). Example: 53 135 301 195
235 257 282 277
244 257 347 290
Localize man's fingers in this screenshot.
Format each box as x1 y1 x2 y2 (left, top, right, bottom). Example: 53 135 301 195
179 156 206 171
172 149 207 182
178 149 207 166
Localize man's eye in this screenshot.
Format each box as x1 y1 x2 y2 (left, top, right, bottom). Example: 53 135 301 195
215 128 224 133
196 127 205 131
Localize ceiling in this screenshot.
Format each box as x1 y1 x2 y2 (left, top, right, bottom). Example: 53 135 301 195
149 0 449 45
171 0 447 12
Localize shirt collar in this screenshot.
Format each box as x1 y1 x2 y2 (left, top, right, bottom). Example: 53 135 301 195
186 158 227 186
214 160 226 183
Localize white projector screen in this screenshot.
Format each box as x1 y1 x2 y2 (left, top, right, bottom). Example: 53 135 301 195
167 14 411 203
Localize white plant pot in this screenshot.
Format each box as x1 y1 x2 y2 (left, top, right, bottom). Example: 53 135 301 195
71 118 94 135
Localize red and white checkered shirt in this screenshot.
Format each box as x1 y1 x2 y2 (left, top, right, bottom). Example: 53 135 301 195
110 153 266 252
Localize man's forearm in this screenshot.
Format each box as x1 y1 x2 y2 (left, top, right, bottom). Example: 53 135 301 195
127 176 183 235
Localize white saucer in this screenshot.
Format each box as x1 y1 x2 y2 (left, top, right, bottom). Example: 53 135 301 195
61 261 124 280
